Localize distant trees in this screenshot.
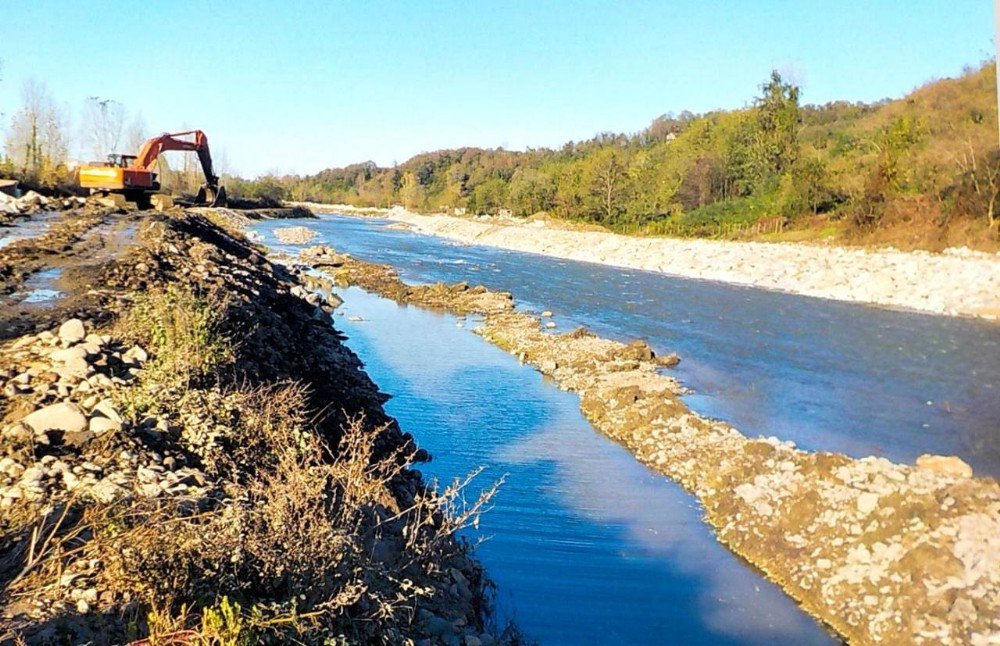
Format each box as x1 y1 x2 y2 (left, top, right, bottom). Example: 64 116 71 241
224 62 999 245
81 97 125 160
4 79 70 182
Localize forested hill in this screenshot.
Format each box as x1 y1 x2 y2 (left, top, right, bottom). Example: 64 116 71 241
231 63 1000 250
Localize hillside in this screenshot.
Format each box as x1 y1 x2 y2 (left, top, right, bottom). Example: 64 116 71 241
232 62 1000 251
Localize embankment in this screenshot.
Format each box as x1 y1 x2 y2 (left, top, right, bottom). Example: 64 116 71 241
301 242 1000 645
0 207 514 644
295 203 1000 320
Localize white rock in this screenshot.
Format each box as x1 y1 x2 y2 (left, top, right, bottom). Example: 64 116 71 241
857 492 880 515
21 402 88 434
91 399 123 424
916 454 973 479
89 416 122 435
58 319 87 343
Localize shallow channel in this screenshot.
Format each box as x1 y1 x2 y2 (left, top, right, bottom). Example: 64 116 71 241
333 286 834 644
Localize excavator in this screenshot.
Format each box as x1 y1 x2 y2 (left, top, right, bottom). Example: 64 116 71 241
77 129 227 209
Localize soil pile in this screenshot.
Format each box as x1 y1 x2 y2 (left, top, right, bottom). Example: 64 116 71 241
0 208 516 645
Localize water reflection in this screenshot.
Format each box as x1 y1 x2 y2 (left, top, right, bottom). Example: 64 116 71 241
335 286 833 644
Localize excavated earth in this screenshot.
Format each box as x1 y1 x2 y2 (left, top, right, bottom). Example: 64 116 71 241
0 207 514 644
299 243 1000 646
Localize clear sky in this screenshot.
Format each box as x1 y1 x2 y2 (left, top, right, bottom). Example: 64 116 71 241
0 1 993 177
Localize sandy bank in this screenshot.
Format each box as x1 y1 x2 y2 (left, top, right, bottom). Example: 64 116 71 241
297 203 1000 319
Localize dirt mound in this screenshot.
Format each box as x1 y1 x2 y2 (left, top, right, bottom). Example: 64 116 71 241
0 211 516 644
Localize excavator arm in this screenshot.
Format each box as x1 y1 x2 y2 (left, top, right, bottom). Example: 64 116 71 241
134 130 218 185
132 130 224 205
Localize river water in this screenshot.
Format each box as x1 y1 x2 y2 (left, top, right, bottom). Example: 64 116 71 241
250 214 999 643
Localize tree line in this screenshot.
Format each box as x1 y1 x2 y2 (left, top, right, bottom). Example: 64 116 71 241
232 63 1000 241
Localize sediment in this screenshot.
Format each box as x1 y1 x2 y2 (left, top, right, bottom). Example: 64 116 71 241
300 242 1000 646
0 207 516 644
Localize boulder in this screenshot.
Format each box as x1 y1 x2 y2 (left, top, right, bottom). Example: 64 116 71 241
21 402 88 434
274 226 317 244
58 319 87 343
50 346 88 363
916 454 973 479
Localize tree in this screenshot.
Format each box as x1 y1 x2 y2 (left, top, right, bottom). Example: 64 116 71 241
507 167 555 216
754 70 801 178
586 149 628 222
81 97 125 159
125 111 148 154
399 171 425 210
779 156 833 217
4 78 70 181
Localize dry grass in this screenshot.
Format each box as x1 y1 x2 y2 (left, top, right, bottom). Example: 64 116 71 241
114 285 234 414
3 279 503 643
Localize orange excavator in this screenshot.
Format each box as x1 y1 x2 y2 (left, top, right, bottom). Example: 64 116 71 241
77 129 227 208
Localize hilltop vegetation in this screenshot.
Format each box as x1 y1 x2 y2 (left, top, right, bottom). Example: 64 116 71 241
231 63 1000 251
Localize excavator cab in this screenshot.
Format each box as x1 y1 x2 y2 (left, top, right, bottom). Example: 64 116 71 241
107 154 138 168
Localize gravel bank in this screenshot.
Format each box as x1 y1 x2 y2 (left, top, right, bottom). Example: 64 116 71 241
0 207 515 644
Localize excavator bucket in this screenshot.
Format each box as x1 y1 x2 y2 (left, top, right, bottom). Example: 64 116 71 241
195 184 227 207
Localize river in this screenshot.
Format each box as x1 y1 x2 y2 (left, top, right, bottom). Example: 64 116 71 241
250 213 999 643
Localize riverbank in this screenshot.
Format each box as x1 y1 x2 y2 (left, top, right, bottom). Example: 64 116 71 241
293 203 1000 320
299 242 1000 645
0 206 514 644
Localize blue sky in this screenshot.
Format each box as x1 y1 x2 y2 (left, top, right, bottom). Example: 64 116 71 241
0 1 993 176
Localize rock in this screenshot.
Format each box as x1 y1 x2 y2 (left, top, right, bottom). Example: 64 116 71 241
541 310 553 317
89 479 122 503
22 402 88 434
91 399 123 424
89 416 122 435
274 226 317 244
50 346 88 363
76 599 90 614
916 454 973 479
657 353 681 368
545 321 556 329
122 345 148 364
857 492 880 515
58 319 87 343
64 430 96 448
59 357 92 379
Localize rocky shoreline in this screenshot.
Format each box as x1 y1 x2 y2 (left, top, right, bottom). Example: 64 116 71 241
0 207 518 644
300 242 1000 645
294 203 1000 320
